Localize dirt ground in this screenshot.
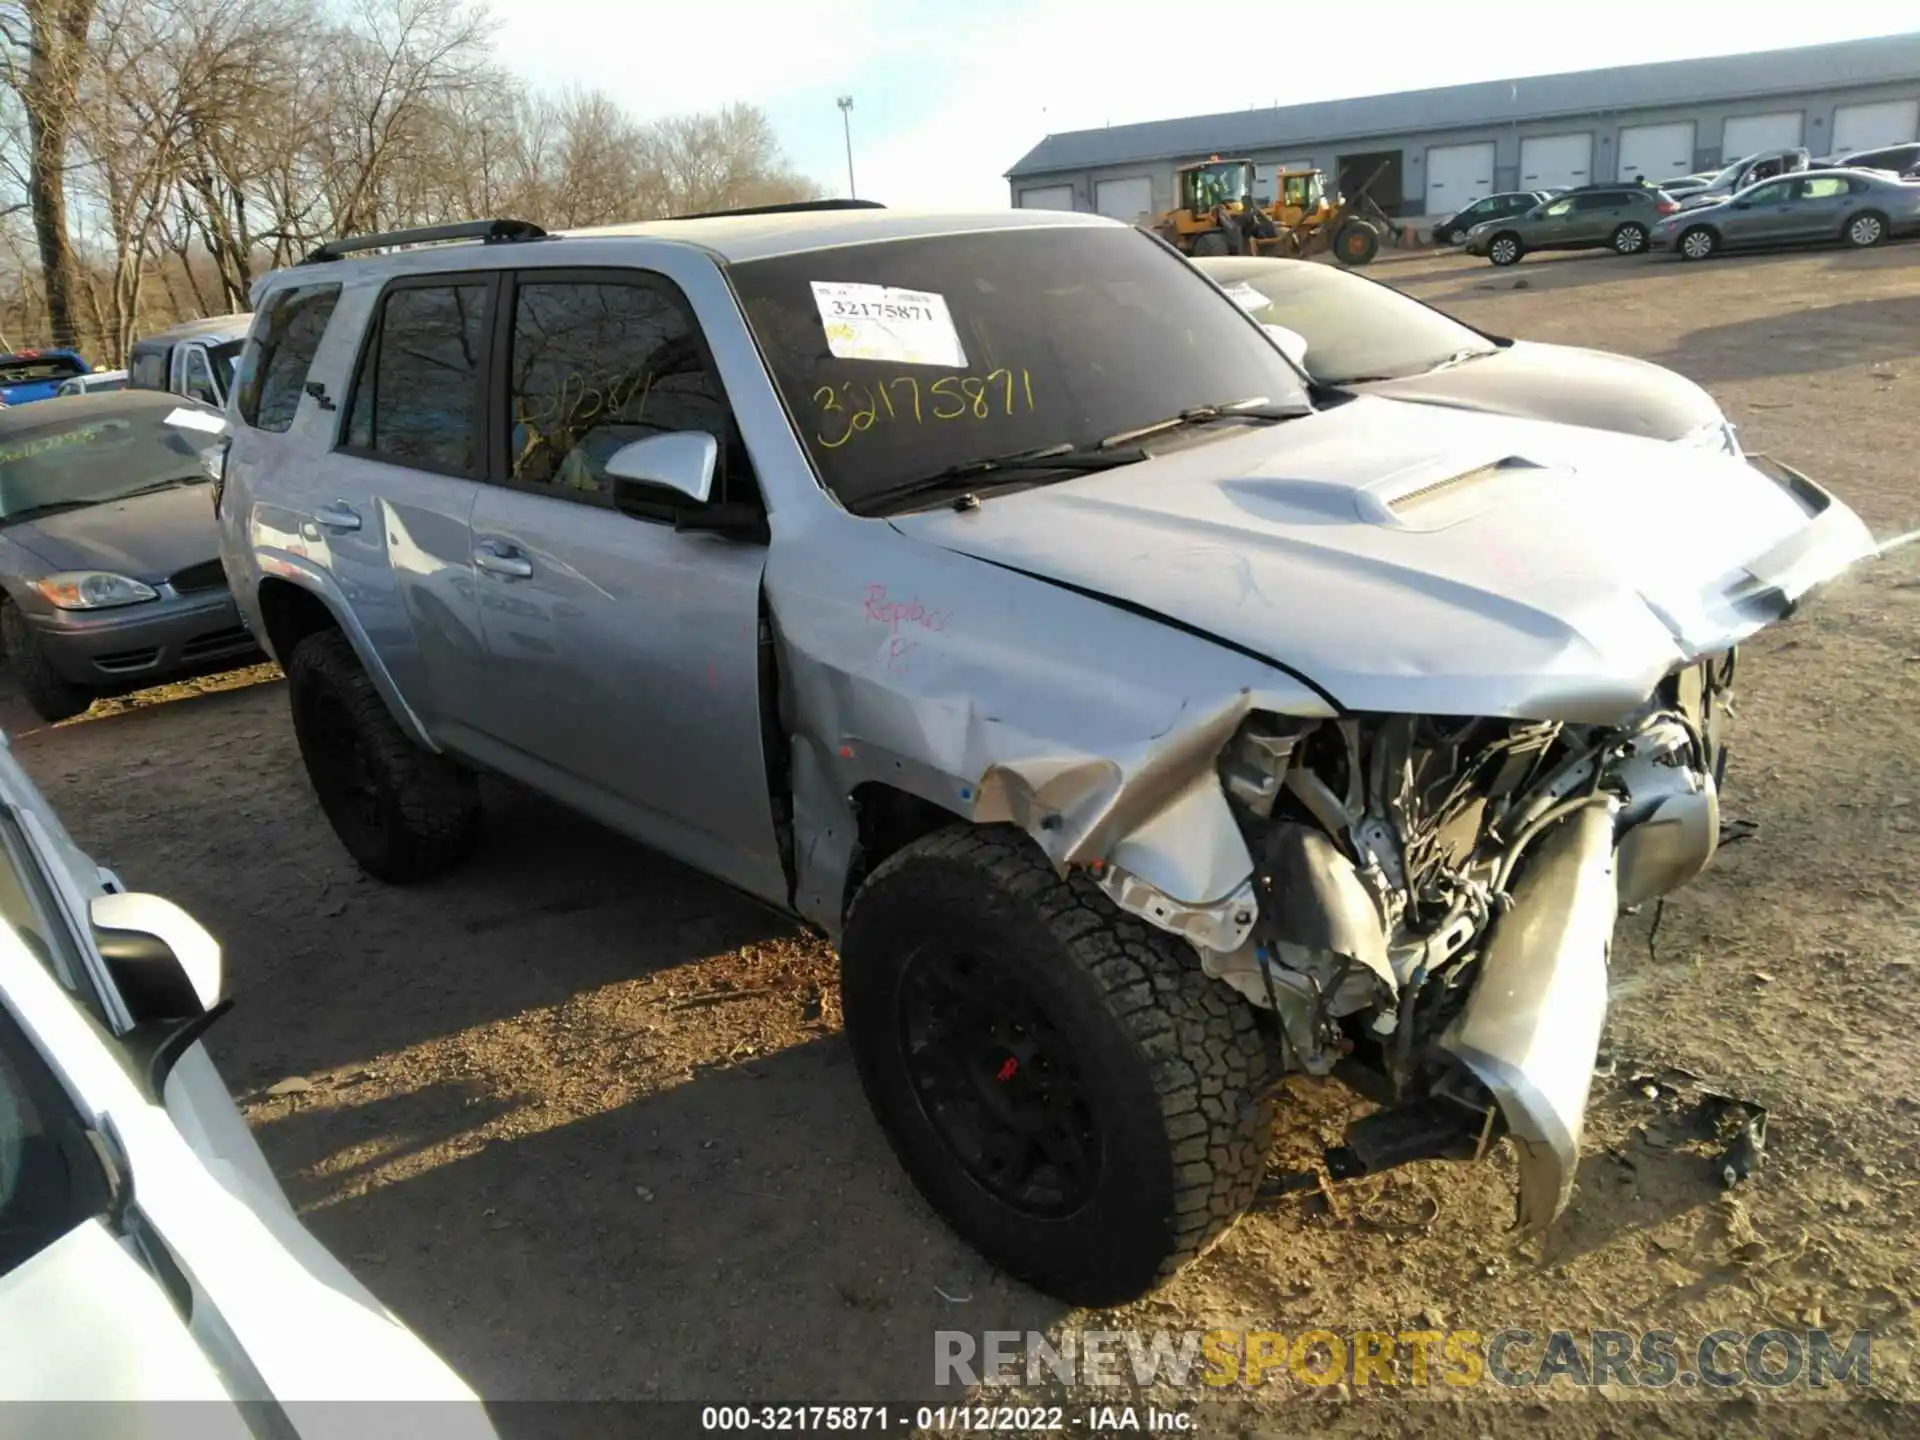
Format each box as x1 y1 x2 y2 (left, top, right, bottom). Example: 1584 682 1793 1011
5 240 1919 1436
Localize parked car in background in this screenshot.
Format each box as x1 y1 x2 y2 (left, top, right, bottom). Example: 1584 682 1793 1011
1464 186 1680 264
0 391 260 722
126 315 251 410
1195 255 1740 453
219 207 1873 1308
1675 148 1811 210
54 369 128 398
1823 142 1920 177
0 351 91 407
1430 191 1550 245
0 731 495 1422
1657 172 1715 198
1652 168 1920 260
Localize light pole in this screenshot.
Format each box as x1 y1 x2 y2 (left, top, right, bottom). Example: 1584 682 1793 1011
837 95 856 199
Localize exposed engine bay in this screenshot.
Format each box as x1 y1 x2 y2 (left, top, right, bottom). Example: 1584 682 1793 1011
1195 652 1737 1228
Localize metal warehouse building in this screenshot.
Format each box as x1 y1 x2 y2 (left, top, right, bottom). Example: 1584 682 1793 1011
1004 32 1920 224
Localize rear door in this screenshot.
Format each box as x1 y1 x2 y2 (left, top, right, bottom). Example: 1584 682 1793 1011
1780 175 1855 241
463 266 787 902
320 276 495 735
1569 191 1626 244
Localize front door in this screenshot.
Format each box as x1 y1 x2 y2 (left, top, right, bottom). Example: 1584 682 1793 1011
1725 179 1799 246
465 269 786 903
1528 195 1579 248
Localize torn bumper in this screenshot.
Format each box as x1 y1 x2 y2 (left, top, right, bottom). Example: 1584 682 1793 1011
1439 799 1620 1230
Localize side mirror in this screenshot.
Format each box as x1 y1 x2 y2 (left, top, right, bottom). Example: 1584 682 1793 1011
90 892 221 1021
1262 324 1310 369
604 431 717 506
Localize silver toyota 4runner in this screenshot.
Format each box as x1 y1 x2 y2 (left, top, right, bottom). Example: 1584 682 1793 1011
216 205 1874 1307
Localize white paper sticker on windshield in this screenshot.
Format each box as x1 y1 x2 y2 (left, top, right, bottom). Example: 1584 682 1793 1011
810 282 968 368
164 405 227 434
1220 281 1271 313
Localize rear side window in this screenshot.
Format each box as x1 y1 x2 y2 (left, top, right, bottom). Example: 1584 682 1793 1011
128 351 166 390
236 284 342 432
1574 191 1625 210
343 282 489 474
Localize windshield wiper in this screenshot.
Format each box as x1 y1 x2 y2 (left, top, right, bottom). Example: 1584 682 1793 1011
850 442 1150 517
1097 396 1311 449
0 499 95 525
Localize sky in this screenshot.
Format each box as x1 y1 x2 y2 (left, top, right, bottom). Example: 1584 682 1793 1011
490 2 1920 209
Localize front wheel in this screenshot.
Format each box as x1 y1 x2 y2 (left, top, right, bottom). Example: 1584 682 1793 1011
1333 220 1380 266
1488 233 1523 266
1611 222 1649 255
285 629 480 882
1844 211 1887 248
0 604 93 723
1189 231 1231 257
1678 226 1718 261
840 826 1275 1307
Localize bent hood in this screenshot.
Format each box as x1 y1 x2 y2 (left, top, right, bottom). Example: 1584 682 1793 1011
8 483 219 583
1352 341 1724 444
890 396 1876 721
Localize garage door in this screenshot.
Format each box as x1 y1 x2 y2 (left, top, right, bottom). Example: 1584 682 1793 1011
1519 132 1592 190
1424 141 1494 213
1093 177 1154 223
1617 121 1695 181
1832 99 1920 153
1721 111 1802 159
1017 185 1075 211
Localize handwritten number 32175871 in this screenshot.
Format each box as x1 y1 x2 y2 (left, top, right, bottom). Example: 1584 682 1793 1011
814 369 1035 450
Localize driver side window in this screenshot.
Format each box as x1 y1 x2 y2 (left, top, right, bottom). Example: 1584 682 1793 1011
1542 198 1574 216
504 277 741 509
1745 181 1789 205
180 348 218 407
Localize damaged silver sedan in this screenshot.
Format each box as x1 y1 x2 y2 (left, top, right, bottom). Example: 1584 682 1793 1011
221 206 1876 1310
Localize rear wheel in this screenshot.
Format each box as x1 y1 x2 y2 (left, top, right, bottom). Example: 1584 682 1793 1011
1678 226 1718 261
840 825 1275 1307
1611 222 1649 254
1844 211 1887 248
285 629 480 882
1488 233 1523 266
0 603 93 724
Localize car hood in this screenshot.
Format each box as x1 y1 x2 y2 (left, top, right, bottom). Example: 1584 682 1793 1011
6 483 218 582
1349 341 1724 442
889 396 1876 722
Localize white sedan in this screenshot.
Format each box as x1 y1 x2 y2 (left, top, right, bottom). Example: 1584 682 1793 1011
0 730 494 1434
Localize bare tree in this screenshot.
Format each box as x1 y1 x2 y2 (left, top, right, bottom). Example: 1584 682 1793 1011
0 0 97 346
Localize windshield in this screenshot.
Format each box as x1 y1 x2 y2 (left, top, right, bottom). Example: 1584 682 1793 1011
0 406 213 524
0 356 85 386
1195 257 1496 385
730 226 1311 512
1703 156 1754 190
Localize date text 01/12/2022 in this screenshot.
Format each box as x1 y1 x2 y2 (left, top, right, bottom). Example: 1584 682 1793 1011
697 1405 1195 1432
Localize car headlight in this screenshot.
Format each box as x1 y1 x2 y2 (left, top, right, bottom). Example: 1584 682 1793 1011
33 571 160 610
1679 418 1741 457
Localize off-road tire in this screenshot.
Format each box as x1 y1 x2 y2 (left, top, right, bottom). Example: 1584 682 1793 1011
1189 231 1231 258
1488 232 1523 266
840 824 1275 1307
285 628 479 883
1333 220 1380 266
1 603 93 723
1844 211 1887 248
1610 222 1648 255
1678 225 1718 261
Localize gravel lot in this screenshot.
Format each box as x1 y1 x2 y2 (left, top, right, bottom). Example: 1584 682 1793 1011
5 239 1917 1435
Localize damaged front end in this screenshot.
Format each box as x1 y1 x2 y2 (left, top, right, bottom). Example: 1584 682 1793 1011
1195 653 1737 1230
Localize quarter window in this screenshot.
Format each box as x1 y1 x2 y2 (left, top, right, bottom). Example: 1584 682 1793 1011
344 283 490 474
504 278 734 506
237 284 341 433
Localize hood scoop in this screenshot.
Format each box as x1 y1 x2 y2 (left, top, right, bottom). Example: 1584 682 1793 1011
1361 454 1555 531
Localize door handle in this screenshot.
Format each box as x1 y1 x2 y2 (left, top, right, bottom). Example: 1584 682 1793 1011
313 501 362 532
473 539 533 579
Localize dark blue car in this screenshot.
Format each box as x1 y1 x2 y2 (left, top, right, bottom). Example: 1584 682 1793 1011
0 349 91 406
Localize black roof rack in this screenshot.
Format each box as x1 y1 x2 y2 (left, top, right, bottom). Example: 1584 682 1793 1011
300 218 547 265
660 198 885 222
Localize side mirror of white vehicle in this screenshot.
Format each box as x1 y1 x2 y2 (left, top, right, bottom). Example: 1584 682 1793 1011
89 892 222 1021
604 431 718 506
1263 324 1310 369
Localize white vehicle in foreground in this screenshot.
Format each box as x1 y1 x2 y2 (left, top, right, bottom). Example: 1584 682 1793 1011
0 731 493 1433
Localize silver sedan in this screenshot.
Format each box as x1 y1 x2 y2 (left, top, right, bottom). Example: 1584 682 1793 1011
1650 169 1920 259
